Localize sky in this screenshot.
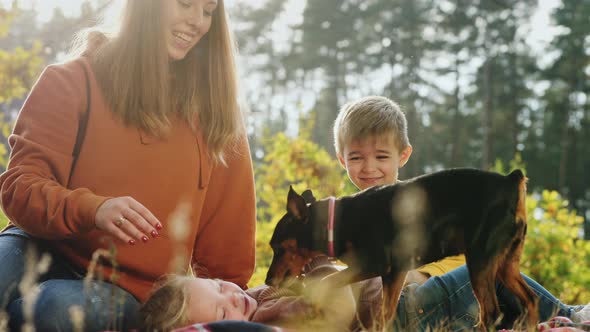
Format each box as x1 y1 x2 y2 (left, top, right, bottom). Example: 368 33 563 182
1 0 561 56
1 0 255 20
1 0 561 41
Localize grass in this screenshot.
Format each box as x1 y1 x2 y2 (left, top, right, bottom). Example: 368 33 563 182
0 209 578 332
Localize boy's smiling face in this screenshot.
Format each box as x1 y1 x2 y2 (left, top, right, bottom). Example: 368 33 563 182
338 134 412 190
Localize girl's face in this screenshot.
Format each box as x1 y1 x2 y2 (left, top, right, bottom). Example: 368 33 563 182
186 278 258 323
163 0 218 61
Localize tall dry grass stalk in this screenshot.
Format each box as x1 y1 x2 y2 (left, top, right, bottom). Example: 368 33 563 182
0 204 194 331
83 237 126 331
0 312 7 332
167 201 192 275
68 305 84 332
0 211 547 332
19 245 51 332
0 244 51 332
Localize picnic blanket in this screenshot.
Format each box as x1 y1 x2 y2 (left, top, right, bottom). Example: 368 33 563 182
170 317 590 332
499 316 590 332
171 320 289 332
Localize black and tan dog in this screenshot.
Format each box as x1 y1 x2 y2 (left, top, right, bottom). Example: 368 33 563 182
265 168 538 329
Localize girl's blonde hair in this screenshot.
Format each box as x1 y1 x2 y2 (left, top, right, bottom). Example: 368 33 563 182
139 275 193 331
72 0 242 164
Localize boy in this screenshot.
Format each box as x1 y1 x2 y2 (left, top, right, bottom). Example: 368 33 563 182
333 95 465 285
332 95 588 330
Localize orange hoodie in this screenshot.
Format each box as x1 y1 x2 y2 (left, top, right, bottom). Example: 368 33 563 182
0 57 256 301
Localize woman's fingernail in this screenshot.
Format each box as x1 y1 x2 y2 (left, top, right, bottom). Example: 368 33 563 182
129 239 136 245
142 236 149 243
155 223 162 230
151 230 158 238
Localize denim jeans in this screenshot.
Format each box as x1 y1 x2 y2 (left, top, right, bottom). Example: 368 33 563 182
0 227 140 332
393 265 579 331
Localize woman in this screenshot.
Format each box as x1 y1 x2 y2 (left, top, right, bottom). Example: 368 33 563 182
0 0 255 330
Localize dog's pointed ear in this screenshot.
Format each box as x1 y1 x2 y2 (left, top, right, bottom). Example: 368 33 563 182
301 189 316 204
287 186 308 220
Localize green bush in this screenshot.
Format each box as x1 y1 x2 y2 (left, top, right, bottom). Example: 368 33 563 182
250 131 355 286
493 154 590 304
521 190 590 304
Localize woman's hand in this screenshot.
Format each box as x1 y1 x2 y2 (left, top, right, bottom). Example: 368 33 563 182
95 197 162 245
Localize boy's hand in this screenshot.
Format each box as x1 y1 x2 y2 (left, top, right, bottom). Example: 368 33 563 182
404 269 430 286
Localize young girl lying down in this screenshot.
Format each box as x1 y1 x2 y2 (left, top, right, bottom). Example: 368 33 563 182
140 254 590 332
139 256 380 331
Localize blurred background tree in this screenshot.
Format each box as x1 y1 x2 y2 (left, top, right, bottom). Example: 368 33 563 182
0 1 44 168
234 0 589 230
1 0 589 300
492 156 590 303
0 0 110 166
241 0 590 294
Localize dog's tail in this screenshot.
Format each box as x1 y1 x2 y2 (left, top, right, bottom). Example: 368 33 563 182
508 169 528 225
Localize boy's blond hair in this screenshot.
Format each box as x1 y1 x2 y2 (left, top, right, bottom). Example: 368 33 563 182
139 275 193 331
333 96 410 156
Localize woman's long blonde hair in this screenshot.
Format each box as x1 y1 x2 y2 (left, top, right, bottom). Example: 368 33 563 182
77 0 242 164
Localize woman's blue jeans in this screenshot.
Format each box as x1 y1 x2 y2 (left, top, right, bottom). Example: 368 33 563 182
0 227 140 332
394 265 579 331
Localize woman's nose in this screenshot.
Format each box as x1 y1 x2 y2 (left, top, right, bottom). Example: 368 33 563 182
186 5 204 28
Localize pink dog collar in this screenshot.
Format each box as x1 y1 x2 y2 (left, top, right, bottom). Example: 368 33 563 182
327 196 336 257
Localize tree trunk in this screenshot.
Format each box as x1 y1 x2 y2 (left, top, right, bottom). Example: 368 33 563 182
509 53 519 157
481 58 494 169
449 57 462 166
